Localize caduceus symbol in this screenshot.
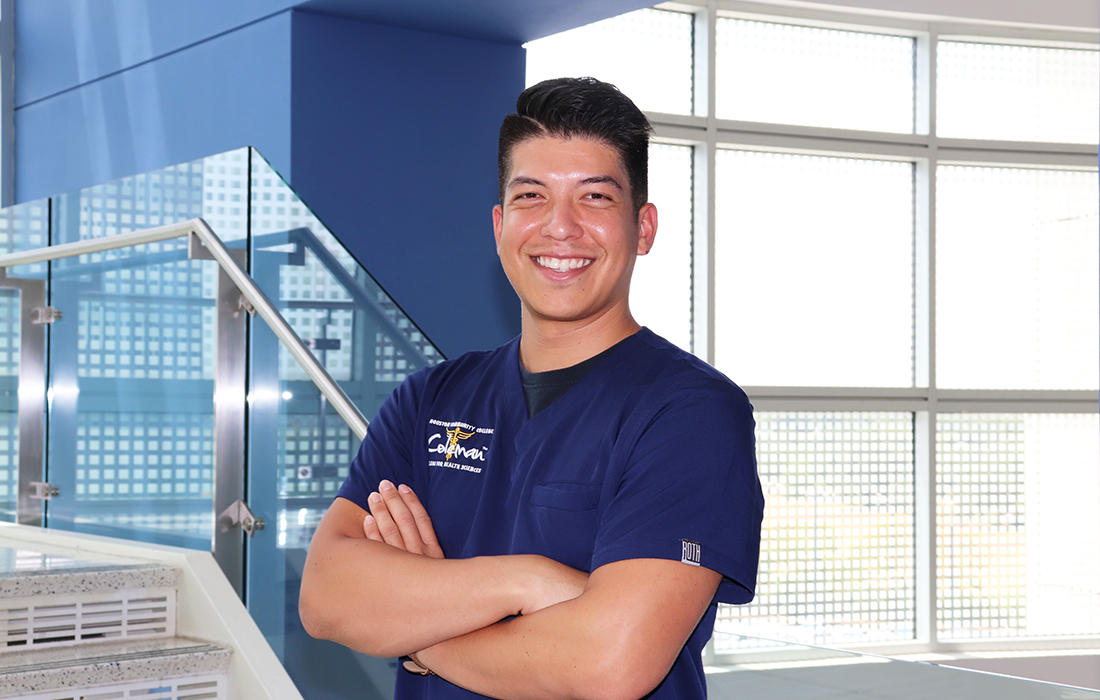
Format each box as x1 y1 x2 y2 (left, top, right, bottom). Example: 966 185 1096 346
445 427 475 460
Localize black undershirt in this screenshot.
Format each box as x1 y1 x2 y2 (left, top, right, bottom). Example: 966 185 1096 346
519 342 621 419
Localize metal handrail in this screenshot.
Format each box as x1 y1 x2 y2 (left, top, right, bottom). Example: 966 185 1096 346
0 218 370 440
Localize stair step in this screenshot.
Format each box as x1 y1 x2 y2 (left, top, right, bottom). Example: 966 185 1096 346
0 544 180 652
0 544 180 598
0 637 231 698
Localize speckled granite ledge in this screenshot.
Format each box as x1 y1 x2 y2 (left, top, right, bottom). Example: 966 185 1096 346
0 543 148 574
0 637 231 695
0 543 180 598
0 563 181 599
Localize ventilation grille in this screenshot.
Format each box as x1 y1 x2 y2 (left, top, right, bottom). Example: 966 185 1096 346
0 588 175 651
13 672 226 700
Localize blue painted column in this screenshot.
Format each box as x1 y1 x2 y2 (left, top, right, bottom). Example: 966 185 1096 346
289 11 525 358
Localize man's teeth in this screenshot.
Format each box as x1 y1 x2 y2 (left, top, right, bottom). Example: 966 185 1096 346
536 257 592 272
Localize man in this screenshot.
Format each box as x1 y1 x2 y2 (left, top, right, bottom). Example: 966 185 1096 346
300 77 763 700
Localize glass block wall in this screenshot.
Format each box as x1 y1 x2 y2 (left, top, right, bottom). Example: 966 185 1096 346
715 412 915 649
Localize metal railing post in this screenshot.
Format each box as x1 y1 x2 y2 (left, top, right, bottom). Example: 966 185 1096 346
0 269 49 526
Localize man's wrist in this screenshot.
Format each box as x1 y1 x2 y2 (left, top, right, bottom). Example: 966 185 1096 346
404 651 434 676
477 553 543 617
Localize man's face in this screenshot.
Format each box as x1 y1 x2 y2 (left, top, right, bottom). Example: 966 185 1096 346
493 136 656 329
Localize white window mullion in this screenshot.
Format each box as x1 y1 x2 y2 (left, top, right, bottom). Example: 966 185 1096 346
693 1 718 363
916 406 938 650
915 30 939 649
914 29 937 392
698 3 718 665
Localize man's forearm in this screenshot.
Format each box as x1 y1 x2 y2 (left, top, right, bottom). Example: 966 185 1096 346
416 595 632 700
302 534 526 656
415 559 722 700
300 497 587 658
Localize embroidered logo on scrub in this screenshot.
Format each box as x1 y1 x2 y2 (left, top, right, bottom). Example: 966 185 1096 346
427 419 494 474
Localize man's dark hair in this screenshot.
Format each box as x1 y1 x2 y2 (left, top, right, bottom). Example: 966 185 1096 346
498 77 653 215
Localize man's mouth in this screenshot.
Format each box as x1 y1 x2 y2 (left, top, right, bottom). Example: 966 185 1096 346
534 256 592 272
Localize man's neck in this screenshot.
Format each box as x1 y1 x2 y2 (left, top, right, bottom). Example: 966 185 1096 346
518 309 641 373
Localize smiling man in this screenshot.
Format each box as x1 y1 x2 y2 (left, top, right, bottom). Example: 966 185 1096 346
300 77 764 700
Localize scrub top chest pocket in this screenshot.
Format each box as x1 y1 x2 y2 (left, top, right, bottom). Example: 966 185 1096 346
523 481 602 571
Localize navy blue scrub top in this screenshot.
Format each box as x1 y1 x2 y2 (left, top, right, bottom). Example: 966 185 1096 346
337 328 764 699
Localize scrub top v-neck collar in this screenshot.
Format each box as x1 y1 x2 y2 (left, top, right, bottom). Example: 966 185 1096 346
505 329 644 437
518 342 623 419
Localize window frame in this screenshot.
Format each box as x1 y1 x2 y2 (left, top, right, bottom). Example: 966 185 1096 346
645 0 1099 661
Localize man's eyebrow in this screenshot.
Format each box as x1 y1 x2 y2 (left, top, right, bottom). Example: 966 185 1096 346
579 175 624 192
507 176 546 190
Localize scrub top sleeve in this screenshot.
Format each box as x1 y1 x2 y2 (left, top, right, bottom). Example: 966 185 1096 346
591 381 764 605
336 373 420 511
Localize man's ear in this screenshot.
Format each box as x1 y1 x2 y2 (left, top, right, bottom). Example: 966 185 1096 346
492 205 504 251
636 203 657 256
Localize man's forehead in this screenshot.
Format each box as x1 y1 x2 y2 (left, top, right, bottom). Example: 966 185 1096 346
506 136 630 185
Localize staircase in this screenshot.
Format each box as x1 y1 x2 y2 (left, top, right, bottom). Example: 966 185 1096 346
0 523 300 699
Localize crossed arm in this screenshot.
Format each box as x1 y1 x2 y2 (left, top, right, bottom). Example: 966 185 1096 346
299 481 722 700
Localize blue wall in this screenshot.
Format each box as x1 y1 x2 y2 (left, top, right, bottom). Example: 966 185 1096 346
290 12 523 356
15 0 300 107
15 8 294 202
13 2 526 356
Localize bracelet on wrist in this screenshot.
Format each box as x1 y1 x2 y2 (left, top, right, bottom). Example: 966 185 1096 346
403 652 434 676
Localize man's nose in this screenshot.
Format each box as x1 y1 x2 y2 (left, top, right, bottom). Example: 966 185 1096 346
543 202 583 240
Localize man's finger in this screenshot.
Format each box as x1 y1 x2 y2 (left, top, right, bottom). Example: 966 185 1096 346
362 514 384 542
367 490 406 549
378 480 428 555
397 484 445 559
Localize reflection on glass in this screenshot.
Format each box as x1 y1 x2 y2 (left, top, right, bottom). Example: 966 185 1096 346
41 153 245 547
715 150 913 387
45 244 219 549
716 412 915 649
198 150 250 244
246 150 441 697
717 19 914 132
248 147 441 540
57 158 209 241
936 166 1099 390
525 8 694 115
938 41 1100 144
631 143 693 352
937 413 1100 640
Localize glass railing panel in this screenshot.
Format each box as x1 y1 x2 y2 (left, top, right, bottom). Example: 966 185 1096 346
0 286 18 521
51 149 249 247
245 151 440 697
708 631 1100 699
248 149 439 373
0 199 51 523
247 149 441 546
39 151 252 546
42 238 220 549
0 197 50 254
196 149 251 246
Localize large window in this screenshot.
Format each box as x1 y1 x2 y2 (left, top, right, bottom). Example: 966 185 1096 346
527 1 1099 656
